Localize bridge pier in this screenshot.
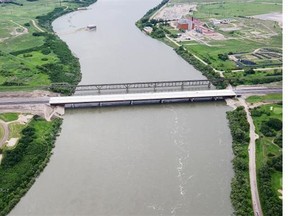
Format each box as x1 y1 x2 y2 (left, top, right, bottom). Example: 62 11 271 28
208 82 211 89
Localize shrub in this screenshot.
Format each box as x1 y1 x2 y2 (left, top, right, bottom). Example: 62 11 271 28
260 123 276 137
267 118 282 131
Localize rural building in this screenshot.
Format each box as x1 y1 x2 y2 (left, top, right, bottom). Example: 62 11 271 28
143 27 153 34
177 19 192 30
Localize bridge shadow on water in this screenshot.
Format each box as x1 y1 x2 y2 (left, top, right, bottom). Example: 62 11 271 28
64 97 225 109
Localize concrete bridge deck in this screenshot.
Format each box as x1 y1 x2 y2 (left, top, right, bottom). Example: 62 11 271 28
49 89 236 106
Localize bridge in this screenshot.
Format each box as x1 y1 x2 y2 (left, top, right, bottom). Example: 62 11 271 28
52 79 211 94
50 89 236 107
48 80 235 107
0 79 282 108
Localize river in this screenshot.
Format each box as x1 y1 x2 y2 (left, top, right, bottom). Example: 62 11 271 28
10 0 234 215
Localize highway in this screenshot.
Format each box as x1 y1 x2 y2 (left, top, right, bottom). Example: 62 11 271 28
234 87 282 95
0 97 49 106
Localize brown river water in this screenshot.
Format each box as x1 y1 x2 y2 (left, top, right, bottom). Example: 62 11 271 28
10 0 234 215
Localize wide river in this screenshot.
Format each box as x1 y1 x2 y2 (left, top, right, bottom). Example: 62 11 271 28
11 0 234 215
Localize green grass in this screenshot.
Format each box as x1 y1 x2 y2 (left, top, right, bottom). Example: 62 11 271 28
256 138 280 168
182 39 265 70
171 0 282 4
251 103 282 213
0 47 51 87
8 123 26 140
246 93 282 103
0 113 18 122
165 0 283 75
224 70 282 85
0 0 92 91
194 2 281 20
271 171 282 196
0 124 4 143
0 117 62 216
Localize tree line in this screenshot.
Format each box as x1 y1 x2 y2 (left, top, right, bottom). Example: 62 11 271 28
226 107 253 216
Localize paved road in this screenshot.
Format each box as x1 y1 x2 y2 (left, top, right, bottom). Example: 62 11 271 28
234 87 282 95
239 98 263 216
0 87 282 106
0 97 49 106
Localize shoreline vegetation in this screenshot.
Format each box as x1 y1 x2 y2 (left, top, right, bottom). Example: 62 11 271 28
136 0 228 89
0 0 97 94
0 0 282 215
136 1 282 215
0 116 62 216
135 0 282 88
226 107 253 215
0 0 97 215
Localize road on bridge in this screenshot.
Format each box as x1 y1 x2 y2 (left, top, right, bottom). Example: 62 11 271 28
0 87 282 106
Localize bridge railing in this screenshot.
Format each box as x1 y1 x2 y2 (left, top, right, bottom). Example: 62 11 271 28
51 80 211 94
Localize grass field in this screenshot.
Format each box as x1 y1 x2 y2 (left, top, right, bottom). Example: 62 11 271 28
8 123 26 140
194 2 281 20
0 0 60 88
250 102 282 199
246 93 282 103
0 0 88 91
0 0 64 50
0 125 4 143
171 0 282 3
0 113 18 122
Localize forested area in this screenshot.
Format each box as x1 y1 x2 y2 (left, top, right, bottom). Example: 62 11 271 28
226 107 253 216
0 117 62 216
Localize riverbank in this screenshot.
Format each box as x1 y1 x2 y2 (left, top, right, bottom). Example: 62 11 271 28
226 106 253 215
0 0 97 94
0 1 97 215
135 0 228 89
0 116 62 216
136 0 282 88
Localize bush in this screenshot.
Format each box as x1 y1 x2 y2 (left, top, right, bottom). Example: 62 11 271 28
259 164 282 216
0 118 63 216
260 123 276 137
227 107 253 215
267 118 282 131
218 53 228 61
244 68 255 75
41 47 51 55
274 131 282 147
151 27 165 38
